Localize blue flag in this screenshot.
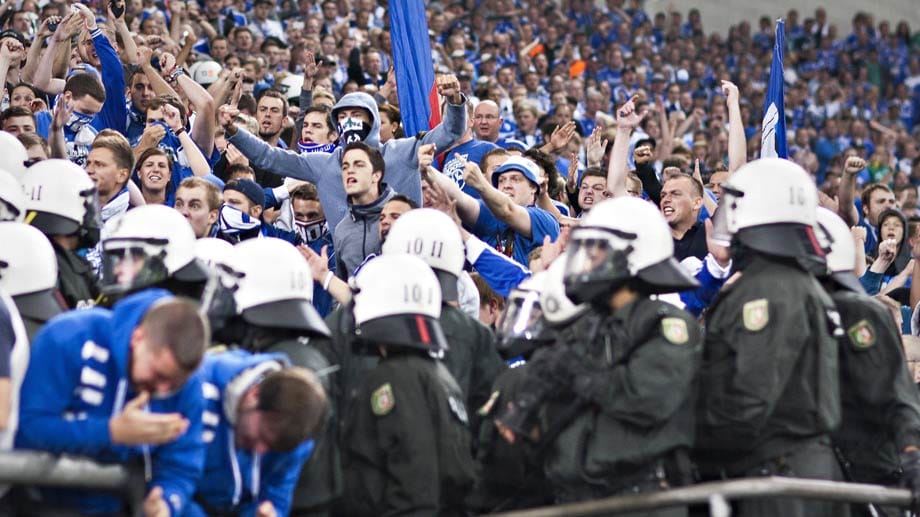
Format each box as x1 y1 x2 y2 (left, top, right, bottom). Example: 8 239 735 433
389 0 440 137
761 19 787 159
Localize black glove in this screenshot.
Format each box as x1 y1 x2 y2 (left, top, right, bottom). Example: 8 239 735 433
901 449 920 510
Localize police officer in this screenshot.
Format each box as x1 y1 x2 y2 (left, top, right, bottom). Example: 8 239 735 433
20 159 101 309
815 207 920 515
100 204 210 300
498 197 702 513
697 159 846 517
187 349 328 517
0 223 66 338
381 208 504 420
341 253 476 516
224 237 340 516
474 258 588 512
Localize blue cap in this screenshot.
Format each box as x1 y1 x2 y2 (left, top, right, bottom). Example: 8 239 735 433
224 179 266 208
491 156 541 195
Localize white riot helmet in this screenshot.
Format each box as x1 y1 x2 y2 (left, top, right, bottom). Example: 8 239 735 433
195 237 235 268
230 238 329 336
21 159 101 247
352 253 448 353
0 222 64 321
565 197 699 305
710 158 824 266
381 208 465 302
0 131 28 180
0 169 25 222
542 253 588 326
815 207 864 293
495 272 552 359
278 74 305 104
101 205 208 294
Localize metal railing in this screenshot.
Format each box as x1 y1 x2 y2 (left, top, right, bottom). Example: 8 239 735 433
0 451 145 516
489 477 913 516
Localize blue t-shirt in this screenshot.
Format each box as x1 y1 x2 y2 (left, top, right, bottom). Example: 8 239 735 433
441 139 500 198
470 201 560 266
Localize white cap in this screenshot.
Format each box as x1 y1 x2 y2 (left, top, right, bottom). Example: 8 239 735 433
190 60 222 86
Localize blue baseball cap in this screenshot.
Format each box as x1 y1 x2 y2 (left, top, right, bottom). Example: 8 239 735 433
491 156 541 195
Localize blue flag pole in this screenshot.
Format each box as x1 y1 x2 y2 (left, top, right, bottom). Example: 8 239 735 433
761 19 787 159
389 0 439 136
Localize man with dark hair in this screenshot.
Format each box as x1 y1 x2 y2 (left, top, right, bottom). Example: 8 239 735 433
566 166 608 216
0 105 35 136
188 350 327 516
291 182 336 316
16 290 209 516
332 141 396 277
297 105 338 153
217 89 290 187
125 68 156 145
56 72 107 166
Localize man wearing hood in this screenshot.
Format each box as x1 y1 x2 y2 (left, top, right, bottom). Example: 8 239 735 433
16 290 209 516
219 75 467 233
333 142 396 278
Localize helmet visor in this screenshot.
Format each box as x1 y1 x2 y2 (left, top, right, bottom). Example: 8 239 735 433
496 290 547 347
564 230 633 284
101 238 169 293
710 187 743 247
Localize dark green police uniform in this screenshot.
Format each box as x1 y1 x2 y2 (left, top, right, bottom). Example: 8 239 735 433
472 364 554 513
696 256 846 517
830 289 920 516
341 353 476 516
54 243 98 310
540 297 701 515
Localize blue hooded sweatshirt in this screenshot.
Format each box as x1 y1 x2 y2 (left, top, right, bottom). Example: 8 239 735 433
183 350 314 517
16 289 206 516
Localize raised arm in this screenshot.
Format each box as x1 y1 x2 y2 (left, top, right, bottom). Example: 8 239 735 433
464 157 534 238
173 68 216 156
162 102 211 177
722 80 746 174
20 16 57 83
221 104 324 183
33 13 80 94
420 143 480 225
837 156 865 226
607 95 645 197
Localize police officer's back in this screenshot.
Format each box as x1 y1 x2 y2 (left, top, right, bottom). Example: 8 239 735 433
381 208 505 418
341 254 476 516
498 198 702 514
815 207 920 513
696 159 846 517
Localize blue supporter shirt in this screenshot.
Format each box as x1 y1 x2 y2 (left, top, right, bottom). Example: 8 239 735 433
441 139 500 198
470 202 560 266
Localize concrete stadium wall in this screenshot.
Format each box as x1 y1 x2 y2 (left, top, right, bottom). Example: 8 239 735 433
642 0 920 37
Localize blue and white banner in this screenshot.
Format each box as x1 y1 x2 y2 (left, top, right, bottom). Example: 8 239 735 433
761 19 788 159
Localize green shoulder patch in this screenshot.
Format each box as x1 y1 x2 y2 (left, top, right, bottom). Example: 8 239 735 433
661 317 689 345
847 319 877 348
371 383 395 416
742 299 769 331
478 390 501 416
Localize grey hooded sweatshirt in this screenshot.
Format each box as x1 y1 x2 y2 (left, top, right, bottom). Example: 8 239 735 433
227 92 467 233
333 184 396 278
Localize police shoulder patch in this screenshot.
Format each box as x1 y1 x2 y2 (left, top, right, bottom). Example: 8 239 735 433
661 317 689 345
371 383 395 416
742 298 769 331
847 319 876 348
478 390 500 416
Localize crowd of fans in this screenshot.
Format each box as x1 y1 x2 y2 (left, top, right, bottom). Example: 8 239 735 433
0 0 919 513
